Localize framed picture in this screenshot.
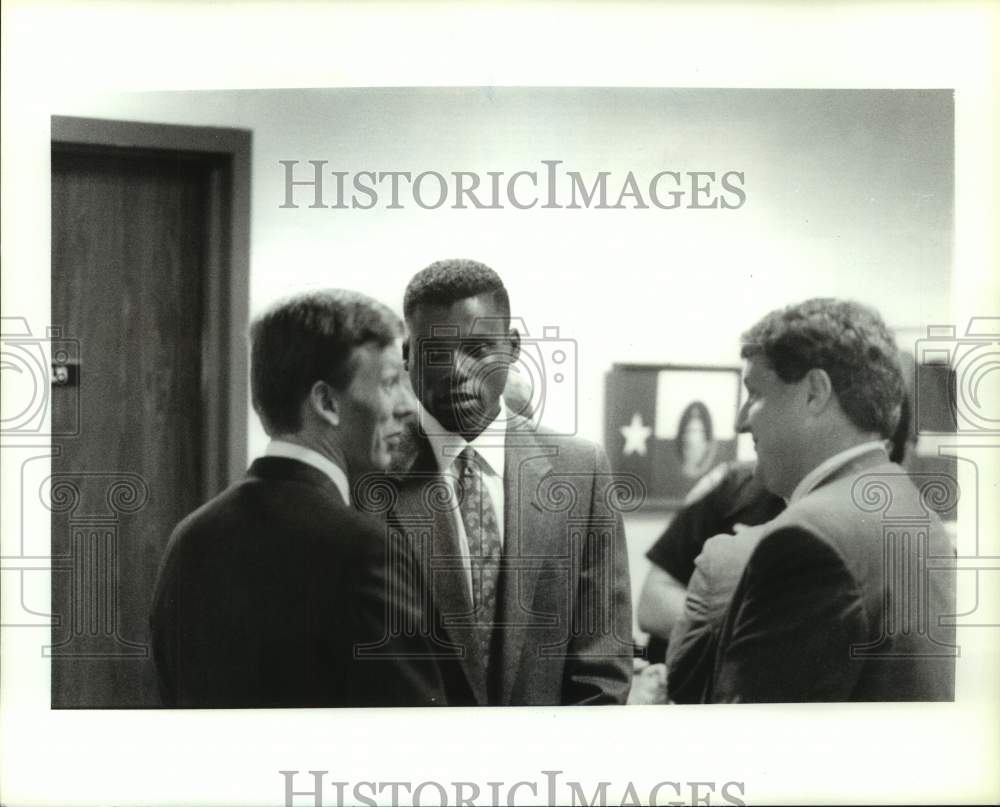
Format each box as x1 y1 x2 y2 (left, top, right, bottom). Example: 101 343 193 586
895 345 960 521
605 364 742 508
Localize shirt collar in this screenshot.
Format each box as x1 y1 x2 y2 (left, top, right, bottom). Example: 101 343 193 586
264 439 351 505
788 440 887 504
419 399 508 479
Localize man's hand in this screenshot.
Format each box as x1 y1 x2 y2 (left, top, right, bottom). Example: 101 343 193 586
637 566 688 640
627 662 667 705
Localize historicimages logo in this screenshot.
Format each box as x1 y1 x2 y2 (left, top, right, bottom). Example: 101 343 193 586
280 770 747 807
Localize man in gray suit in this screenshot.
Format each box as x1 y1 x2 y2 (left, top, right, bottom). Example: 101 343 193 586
362 259 633 706
666 391 918 703
682 298 955 702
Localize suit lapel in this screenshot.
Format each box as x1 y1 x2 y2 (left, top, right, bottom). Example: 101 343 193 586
394 437 488 704
394 418 563 705
496 424 556 704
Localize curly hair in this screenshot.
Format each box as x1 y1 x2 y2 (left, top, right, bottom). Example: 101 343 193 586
403 258 510 322
740 298 905 438
251 289 402 435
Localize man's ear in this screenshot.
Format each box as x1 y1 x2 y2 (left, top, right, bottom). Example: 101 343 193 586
402 338 410 372
508 328 521 362
803 368 834 413
308 380 340 427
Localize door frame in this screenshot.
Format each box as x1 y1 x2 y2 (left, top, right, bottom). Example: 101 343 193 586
51 116 251 496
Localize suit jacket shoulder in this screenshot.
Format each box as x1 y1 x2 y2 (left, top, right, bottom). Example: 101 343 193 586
151 458 448 708
710 458 956 702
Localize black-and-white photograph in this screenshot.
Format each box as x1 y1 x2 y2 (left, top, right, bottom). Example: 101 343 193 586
39 86 959 711
2 3 998 806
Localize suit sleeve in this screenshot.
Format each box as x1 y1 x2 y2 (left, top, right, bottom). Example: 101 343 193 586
711 527 869 703
562 443 634 705
149 524 252 707
149 530 181 707
666 547 719 704
347 521 453 707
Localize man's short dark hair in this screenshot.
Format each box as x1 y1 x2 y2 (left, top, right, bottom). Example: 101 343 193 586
251 289 402 435
403 258 510 322
740 298 905 439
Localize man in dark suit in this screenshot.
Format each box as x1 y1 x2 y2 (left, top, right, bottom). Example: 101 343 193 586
150 290 448 707
701 298 955 702
364 259 633 706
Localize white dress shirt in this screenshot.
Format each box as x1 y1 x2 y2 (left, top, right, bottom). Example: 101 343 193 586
264 439 351 505
419 401 508 598
788 440 887 505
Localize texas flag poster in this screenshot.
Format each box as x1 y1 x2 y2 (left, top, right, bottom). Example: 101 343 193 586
604 365 742 506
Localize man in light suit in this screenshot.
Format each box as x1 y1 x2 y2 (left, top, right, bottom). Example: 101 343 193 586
666 393 915 703
698 298 955 702
151 290 449 707
365 259 633 706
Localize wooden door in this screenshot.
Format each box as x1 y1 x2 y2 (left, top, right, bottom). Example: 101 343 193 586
50 118 250 707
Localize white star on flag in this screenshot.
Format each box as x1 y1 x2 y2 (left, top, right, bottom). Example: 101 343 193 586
620 412 652 457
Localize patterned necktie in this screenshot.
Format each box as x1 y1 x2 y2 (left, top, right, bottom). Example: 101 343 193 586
454 446 502 672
